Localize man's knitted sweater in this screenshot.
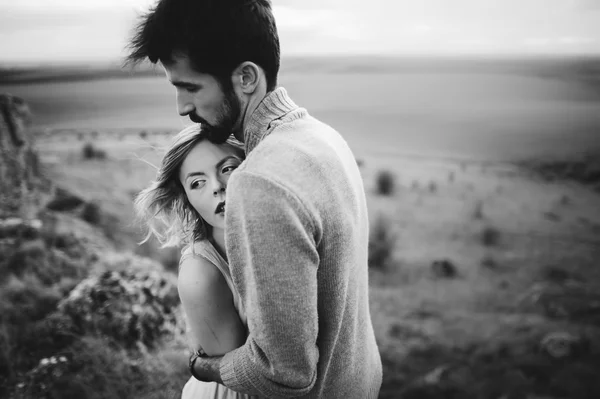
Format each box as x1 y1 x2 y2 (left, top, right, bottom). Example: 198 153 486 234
220 88 382 398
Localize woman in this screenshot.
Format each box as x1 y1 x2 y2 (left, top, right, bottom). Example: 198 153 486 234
135 125 253 398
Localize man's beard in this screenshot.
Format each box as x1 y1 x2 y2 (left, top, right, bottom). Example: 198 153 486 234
191 88 241 144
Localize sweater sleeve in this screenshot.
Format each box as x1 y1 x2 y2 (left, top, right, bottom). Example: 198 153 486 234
219 170 320 398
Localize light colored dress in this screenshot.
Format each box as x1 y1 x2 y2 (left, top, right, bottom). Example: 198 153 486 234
180 240 256 399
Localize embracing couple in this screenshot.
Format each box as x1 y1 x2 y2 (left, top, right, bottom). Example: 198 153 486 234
129 0 382 398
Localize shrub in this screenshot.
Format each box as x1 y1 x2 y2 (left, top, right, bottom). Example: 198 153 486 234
428 181 437 193
3 243 86 288
375 170 395 196
481 225 501 247
58 269 183 349
368 214 396 269
81 201 102 225
12 336 189 399
81 143 106 160
0 273 64 381
480 255 498 270
94 149 107 159
543 211 561 222
431 259 458 278
447 171 455 183
473 200 484 220
46 187 84 212
82 142 95 159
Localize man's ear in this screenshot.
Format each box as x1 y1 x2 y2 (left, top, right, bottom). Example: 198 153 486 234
232 62 261 94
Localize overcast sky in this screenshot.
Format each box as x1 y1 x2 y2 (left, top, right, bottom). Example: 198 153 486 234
1 0 599 64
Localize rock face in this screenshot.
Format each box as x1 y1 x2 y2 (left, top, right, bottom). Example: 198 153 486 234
0 93 39 218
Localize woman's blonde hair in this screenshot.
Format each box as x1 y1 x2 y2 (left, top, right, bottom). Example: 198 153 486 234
134 124 244 248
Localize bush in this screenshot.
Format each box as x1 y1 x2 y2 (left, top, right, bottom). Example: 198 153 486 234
46 187 84 212
81 201 102 225
472 200 484 220
11 336 189 399
58 269 183 349
431 259 458 278
481 225 501 247
375 170 396 196
82 143 107 160
82 142 95 159
0 273 64 381
3 240 87 286
369 214 396 269
428 181 437 193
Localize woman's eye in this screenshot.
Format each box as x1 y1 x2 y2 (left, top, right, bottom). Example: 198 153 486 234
190 180 206 189
222 165 238 174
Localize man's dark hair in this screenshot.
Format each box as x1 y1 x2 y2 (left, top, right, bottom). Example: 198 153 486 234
126 0 280 91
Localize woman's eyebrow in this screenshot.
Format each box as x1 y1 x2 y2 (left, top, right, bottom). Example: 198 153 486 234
215 155 242 170
185 171 206 181
184 156 240 181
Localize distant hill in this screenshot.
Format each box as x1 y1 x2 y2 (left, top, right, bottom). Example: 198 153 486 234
2 55 600 86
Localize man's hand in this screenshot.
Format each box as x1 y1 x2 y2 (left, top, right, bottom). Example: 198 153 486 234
191 354 224 384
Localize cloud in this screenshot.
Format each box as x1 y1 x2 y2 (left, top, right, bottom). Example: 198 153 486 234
411 24 434 34
272 6 334 30
273 5 364 54
1 0 600 63
0 5 139 63
569 0 600 10
557 36 596 44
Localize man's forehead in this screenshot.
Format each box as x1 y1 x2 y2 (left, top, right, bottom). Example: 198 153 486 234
160 58 211 84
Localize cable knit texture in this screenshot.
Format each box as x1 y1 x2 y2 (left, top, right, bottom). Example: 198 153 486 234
220 88 382 398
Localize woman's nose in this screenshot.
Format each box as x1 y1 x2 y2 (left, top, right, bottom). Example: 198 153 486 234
213 183 225 196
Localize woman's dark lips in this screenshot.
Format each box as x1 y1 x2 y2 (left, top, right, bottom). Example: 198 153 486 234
215 201 225 214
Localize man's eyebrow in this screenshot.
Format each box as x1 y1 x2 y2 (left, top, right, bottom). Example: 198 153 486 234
171 80 199 88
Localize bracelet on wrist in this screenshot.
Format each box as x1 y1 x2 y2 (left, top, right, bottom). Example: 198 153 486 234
188 348 207 381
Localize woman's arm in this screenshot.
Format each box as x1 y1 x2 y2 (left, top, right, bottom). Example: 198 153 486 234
178 255 246 356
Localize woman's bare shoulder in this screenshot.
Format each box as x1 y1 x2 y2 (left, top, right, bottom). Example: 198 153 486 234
178 249 229 302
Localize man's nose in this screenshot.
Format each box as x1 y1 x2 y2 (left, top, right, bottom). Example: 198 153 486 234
176 91 194 116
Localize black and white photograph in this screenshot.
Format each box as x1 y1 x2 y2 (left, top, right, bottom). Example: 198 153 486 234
1 1 599 398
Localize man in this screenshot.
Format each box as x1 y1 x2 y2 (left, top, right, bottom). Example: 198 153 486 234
127 0 382 397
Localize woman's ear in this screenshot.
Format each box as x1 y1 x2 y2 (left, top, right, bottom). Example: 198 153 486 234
232 62 261 94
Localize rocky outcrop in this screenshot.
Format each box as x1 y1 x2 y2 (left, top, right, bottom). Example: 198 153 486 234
0 93 40 218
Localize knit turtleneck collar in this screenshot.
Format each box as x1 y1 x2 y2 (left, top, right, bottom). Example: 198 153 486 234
243 87 297 154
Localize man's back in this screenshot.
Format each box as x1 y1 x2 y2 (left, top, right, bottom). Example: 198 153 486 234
222 88 382 398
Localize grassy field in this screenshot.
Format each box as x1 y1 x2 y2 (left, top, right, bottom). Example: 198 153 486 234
2 56 600 398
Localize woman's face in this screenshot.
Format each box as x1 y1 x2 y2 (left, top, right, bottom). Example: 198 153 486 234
179 140 243 231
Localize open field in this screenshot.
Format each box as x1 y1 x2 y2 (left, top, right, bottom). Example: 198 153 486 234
2 56 600 398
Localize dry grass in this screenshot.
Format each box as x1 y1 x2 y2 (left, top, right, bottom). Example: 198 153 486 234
361 151 600 398
20 128 600 398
